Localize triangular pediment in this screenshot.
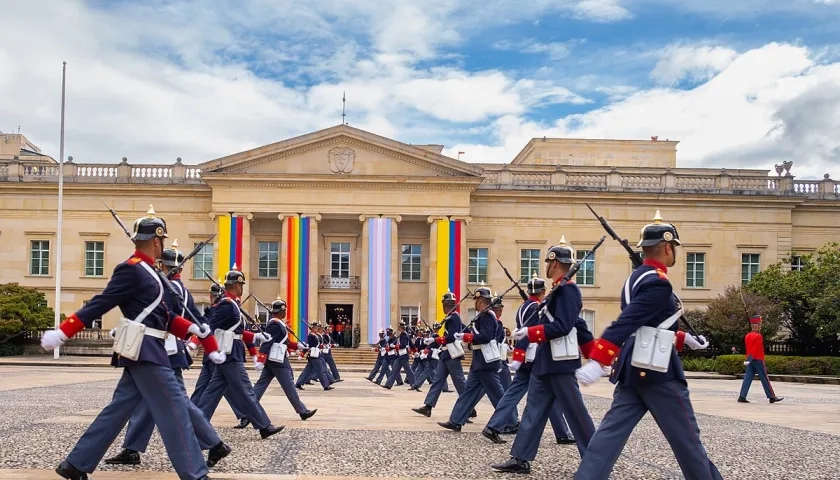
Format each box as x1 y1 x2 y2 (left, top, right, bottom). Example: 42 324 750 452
198 124 483 178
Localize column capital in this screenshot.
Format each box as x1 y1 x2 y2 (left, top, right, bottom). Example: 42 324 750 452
233 212 254 221
277 213 296 221
359 214 380 223
426 215 449 224
301 213 322 222
450 215 472 224
381 214 402 223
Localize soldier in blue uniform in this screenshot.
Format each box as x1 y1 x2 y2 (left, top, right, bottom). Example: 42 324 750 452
104 243 232 469
491 295 512 393
409 324 452 393
252 297 318 420
322 326 343 382
482 273 577 444
383 322 417 389
574 212 721 480
412 292 468 417
295 322 333 390
195 269 285 439
41 206 222 480
492 237 597 474
366 329 388 381
438 286 506 431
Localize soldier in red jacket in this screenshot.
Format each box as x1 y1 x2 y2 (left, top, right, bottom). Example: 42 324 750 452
738 315 784 404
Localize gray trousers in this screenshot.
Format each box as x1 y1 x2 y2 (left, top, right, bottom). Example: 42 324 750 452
65 363 207 479
486 369 571 438
499 361 512 391
575 381 723 480
367 355 385 379
297 357 330 388
375 355 397 383
386 355 416 387
191 361 246 419
324 353 341 380
195 361 271 430
253 362 308 414
511 373 595 460
123 368 220 452
448 368 505 425
424 357 466 407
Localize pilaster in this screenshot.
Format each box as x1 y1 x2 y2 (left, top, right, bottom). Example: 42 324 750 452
450 215 471 306
359 214 379 344
277 213 296 304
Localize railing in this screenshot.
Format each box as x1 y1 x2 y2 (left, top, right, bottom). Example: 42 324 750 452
0 157 204 185
21 328 111 342
318 275 361 289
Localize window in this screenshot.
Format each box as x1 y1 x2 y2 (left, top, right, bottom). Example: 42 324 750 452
258 241 279 278
30 240 50 276
686 253 705 288
400 306 420 327
791 255 805 272
84 241 105 277
192 242 214 279
741 254 761 284
575 250 596 286
330 242 351 278
401 244 422 281
519 249 541 283
582 309 595 333
255 304 269 323
468 248 488 284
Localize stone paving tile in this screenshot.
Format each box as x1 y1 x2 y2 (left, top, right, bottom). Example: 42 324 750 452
0 367 838 479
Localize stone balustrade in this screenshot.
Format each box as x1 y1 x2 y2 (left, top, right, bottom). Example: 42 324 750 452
0 157 203 185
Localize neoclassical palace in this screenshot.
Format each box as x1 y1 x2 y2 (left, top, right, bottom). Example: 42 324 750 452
1 126 838 344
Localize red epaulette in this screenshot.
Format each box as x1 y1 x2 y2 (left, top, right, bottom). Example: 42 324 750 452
127 257 142 265
656 268 668 280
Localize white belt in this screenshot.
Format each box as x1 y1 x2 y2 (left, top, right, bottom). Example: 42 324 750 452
144 327 168 339
233 334 243 340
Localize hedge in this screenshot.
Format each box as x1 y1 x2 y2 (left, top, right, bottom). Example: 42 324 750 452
712 355 840 376
0 343 24 357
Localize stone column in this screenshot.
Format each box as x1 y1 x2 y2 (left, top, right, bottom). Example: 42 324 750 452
382 215 402 328
234 212 253 299
301 213 321 323
426 215 449 323
450 215 472 308
358 214 379 345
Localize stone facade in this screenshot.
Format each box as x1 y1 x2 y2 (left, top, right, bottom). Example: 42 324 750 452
1 126 838 343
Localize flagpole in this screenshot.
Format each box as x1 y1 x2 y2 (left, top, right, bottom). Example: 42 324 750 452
54 61 66 360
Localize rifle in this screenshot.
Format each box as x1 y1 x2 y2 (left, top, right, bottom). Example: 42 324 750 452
584 203 700 340
198 265 263 334
99 200 203 327
536 236 606 311
250 293 305 344
460 282 520 332
497 260 528 301
170 233 215 279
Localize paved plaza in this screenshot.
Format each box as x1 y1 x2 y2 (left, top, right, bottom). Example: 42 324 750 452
0 364 838 479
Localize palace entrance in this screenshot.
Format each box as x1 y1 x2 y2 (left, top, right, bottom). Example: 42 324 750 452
326 304 354 347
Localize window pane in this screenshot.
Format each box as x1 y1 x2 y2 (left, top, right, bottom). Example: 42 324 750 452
192 242 214 279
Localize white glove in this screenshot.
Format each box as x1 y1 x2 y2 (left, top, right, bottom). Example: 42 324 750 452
454 332 464 340
256 332 271 343
744 360 750 365
252 355 259 364
41 330 68 351
300 342 309 349
254 361 264 372
684 335 708 350
423 337 435 345
512 327 528 340
188 323 211 338
509 360 522 372
575 361 605 386
602 365 612 376
207 351 226 364
187 342 197 351
108 328 116 339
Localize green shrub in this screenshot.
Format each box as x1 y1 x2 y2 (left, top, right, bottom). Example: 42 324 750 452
681 357 717 372
0 343 24 357
714 354 840 376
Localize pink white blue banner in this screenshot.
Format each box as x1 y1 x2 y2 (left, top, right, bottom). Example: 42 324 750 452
367 217 391 343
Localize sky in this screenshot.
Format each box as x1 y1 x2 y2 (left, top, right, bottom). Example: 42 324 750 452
1 0 839 179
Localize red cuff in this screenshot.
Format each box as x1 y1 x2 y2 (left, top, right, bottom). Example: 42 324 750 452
580 340 594 359
242 331 255 343
288 341 298 351
512 348 526 363
435 336 445 345
589 338 621 365
462 333 473 343
423 349 430 355
200 335 219 353
385 347 391 352
410 348 417 354
187 336 200 348
528 325 546 343
256 352 268 363
58 314 86 338
248 346 257 357
169 316 192 339
675 331 686 352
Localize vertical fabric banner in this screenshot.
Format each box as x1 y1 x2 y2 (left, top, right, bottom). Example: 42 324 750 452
434 218 462 321
367 217 392 344
216 214 243 274
285 216 310 338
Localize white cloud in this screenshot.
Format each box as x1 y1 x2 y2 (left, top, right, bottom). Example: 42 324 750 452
651 44 738 85
572 0 632 22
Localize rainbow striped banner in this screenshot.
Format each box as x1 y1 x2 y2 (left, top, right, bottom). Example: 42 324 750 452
434 218 463 321
216 214 244 274
367 217 392 344
285 216 310 338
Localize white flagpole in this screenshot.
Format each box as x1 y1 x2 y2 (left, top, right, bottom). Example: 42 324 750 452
54 61 66 360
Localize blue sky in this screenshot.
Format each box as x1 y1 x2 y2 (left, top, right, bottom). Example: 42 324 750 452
1 0 839 179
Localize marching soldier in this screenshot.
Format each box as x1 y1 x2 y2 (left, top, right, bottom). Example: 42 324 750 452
482 273 576 444
366 329 388 381
438 286 506 431
295 322 333 390
322 325 343 383
42 207 222 480
738 315 783 403
573 212 722 480
104 243 231 468
194 268 285 439
383 322 417 389
374 327 399 385
412 292 468 417
409 324 452 393
252 297 318 420
492 237 597 474
491 295 512 393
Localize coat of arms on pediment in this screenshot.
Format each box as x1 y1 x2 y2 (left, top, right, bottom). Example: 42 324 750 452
328 146 356 174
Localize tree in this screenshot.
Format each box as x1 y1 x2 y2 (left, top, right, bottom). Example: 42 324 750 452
0 283 55 344
747 242 840 344
699 285 784 350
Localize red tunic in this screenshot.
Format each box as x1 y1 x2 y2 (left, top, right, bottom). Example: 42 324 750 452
744 331 765 361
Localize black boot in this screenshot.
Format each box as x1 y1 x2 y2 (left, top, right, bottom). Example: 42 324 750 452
556 437 576 444
300 409 317 420
491 457 531 474
259 424 285 439
103 448 140 465
470 408 477 418
482 427 507 444
233 417 250 429
412 405 432 417
770 396 784 403
55 461 89 480
206 441 231 468
501 423 519 435
737 397 749 403
295 384 304 390
438 421 461 432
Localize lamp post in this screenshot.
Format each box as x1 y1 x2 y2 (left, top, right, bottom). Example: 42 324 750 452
54 61 66 360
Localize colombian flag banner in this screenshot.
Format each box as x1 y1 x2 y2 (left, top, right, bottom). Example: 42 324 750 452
434 218 462 321
216 214 243 274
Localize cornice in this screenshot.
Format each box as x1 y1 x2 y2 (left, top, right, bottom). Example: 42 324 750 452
200 175 482 191
0 182 212 197
471 189 811 207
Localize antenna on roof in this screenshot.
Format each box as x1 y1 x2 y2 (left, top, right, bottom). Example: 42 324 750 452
342 91 347 125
